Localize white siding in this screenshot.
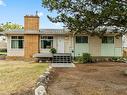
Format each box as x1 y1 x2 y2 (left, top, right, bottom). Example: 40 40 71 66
7 35 24 56
64 35 73 53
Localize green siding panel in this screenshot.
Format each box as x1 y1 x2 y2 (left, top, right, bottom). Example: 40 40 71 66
114 48 122 56
75 44 89 56
101 44 114 56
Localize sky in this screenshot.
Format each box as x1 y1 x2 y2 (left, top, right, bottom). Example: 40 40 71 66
0 0 63 29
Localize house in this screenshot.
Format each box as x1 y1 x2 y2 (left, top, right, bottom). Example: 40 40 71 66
0 33 7 50
5 14 123 60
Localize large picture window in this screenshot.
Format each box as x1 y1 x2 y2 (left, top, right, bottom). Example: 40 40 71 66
76 36 88 43
11 36 24 49
41 36 53 49
102 36 114 43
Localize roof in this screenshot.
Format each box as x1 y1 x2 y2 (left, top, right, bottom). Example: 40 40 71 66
4 29 69 35
4 26 126 35
40 29 68 34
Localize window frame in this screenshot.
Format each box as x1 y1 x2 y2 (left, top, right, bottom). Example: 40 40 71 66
75 36 88 44
40 36 53 49
11 36 24 49
102 36 114 44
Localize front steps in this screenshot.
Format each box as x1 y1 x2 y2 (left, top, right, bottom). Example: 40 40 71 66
51 53 75 67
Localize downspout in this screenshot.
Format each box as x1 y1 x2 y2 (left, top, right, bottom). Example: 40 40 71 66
72 31 76 59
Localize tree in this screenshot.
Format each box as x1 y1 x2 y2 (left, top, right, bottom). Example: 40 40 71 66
42 0 127 37
0 22 23 32
0 27 4 32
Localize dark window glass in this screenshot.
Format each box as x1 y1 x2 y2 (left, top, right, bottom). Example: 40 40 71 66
18 36 24 39
102 36 114 43
41 36 53 49
11 36 17 39
48 36 53 39
18 40 24 48
41 36 53 39
11 36 24 49
76 36 88 43
41 40 53 49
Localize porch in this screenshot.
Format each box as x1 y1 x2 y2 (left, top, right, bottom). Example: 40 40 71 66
33 53 75 67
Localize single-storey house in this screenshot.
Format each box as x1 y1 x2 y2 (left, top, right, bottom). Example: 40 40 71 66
0 33 7 50
5 15 123 60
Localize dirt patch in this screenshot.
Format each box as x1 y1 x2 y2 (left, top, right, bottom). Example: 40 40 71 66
47 62 127 95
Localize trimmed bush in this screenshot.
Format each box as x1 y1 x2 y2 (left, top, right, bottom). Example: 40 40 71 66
0 49 7 52
82 53 92 63
75 53 92 63
111 57 119 62
75 56 83 63
111 57 127 63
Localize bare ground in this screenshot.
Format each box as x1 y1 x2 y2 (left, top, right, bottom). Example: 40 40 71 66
47 62 127 95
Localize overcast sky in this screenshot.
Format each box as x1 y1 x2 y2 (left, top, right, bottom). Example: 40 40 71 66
0 0 63 29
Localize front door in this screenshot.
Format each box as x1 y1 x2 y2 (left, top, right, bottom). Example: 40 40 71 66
57 36 64 53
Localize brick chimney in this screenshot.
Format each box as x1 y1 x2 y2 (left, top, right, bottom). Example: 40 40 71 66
24 15 39 31
24 14 40 60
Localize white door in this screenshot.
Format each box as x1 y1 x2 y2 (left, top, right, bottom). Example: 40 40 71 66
57 36 64 53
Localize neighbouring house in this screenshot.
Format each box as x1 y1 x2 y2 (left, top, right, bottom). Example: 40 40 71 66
5 14 123 60
0 33 7 50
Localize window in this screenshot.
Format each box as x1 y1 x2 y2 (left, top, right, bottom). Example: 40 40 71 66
76 36 88 43
102 36 114 43
11 36 24 49
41 36 53 49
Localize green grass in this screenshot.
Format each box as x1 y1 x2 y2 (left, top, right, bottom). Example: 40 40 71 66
0 52 7 55
0 61 48 94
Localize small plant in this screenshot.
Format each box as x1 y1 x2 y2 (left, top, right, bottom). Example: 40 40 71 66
50 48 57 54
75 56 83 63
82 53 92 63
111 57 118 62
111 57 127 63
75 53 92 63
0 49 7 52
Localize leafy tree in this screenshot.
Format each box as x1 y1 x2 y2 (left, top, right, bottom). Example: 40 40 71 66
42 0 127 37
0 27 4 32
0 22 23 32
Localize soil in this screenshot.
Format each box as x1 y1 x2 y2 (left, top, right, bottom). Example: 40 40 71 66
47 62 127 95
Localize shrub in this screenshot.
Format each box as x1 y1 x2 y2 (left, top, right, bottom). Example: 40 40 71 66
111 57 119 62
111 57 127 63
50 48 57 54
75 56 83 63
75 53 92 63
0 49 7 52
82 53 92 63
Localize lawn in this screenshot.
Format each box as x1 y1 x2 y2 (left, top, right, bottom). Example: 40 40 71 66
0 52 7 55
48 62 127 95
0 61 48 95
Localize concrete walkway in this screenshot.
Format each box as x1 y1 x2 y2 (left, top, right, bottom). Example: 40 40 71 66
50 63 75 67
